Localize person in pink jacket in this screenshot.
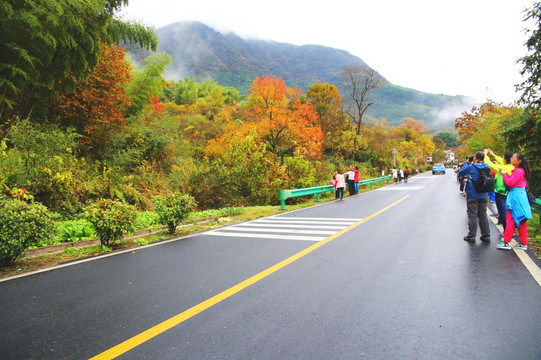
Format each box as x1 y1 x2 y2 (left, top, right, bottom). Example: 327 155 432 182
334 169 346 200
496 153 532 250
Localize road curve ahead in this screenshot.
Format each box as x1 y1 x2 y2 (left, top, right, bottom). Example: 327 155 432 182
1 170 540 360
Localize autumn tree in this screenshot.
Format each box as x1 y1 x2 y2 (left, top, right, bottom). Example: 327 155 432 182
306 82 345 152
55 43 132 156
246 75 323 162
455 101 513 153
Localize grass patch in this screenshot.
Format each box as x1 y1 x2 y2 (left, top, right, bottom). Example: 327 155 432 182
528 212 541 258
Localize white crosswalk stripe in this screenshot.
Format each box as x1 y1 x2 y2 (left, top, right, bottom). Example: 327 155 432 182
206 217 361 242
376 185 425 191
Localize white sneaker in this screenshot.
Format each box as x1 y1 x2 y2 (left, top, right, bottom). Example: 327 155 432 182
515 242 528 251
496 241 512 250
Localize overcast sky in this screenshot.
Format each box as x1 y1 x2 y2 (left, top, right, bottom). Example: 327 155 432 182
120 0 536 105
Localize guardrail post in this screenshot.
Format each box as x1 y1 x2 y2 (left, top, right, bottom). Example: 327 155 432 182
278 189 290 210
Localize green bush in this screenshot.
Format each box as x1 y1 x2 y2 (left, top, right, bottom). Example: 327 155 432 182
56 219 96 244
84 199 137 247
153 193 196 234
0 199 58 266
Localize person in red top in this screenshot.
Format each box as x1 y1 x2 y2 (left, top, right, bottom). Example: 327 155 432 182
404 166 409 183
496 153 532 250
354 166 360 194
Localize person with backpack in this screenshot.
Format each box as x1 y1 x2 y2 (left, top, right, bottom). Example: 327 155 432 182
404 166 410 183
496 153 533 250
458 151 493 242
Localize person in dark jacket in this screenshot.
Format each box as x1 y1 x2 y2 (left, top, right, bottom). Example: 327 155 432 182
458 151 491 242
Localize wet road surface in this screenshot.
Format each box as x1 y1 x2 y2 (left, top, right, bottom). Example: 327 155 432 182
1 170 540 359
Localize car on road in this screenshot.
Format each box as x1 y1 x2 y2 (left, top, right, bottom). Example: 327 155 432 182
432 163 446 175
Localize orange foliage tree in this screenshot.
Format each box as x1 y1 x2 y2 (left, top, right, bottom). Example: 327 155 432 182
56 42 132 155
246 75 323 161
455 101 513 152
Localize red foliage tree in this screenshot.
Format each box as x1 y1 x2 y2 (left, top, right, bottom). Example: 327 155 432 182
56 42 132 154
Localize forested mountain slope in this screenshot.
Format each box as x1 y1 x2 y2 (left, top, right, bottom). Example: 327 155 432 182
128 21 475 127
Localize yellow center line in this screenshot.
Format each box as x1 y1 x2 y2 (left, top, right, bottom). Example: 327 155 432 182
90 195 410 360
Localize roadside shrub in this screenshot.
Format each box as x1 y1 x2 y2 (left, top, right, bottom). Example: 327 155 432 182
0 199 58 267
152 193 196 234
55 219 96 244
84 199 137 247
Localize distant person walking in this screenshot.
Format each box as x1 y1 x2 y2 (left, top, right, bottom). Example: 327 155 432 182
458 151 491 242
485 149 513 237
334 169 346 200
496 153 532 250
398 168 404 182
404 166 409 183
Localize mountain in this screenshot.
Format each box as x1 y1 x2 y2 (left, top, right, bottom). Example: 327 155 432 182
127 21 475 128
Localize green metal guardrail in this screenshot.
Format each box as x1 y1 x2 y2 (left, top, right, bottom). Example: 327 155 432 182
278 175 392 210
532 198 541 227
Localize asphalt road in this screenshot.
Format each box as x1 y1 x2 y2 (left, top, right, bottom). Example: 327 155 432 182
1 170 541 360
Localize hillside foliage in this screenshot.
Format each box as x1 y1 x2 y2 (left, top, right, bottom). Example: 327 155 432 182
126 21 473 128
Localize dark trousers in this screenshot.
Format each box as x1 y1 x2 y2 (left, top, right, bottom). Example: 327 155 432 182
466 197 490 237
459 177 465 192
347 180 355 195
494 193 507 230
335 187 344 199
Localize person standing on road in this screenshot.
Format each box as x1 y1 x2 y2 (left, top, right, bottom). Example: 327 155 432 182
345 166 355 195
458 151 491 242
354 166 360 195
484 149 513 237
404 166 409 183
334 169 346 200
392 167 398 183
496 153 532 250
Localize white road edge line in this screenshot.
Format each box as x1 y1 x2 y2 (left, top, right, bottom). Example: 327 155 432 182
488 211 541 287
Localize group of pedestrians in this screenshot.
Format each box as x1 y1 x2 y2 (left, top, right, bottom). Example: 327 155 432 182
332 166 360 200
457 149 533 250
332 164 413 200
391 166 410 183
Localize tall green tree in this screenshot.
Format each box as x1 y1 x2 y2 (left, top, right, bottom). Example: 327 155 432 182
0 0 157 122
124 53 172 117
513 1 541 195
436 131 460 148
